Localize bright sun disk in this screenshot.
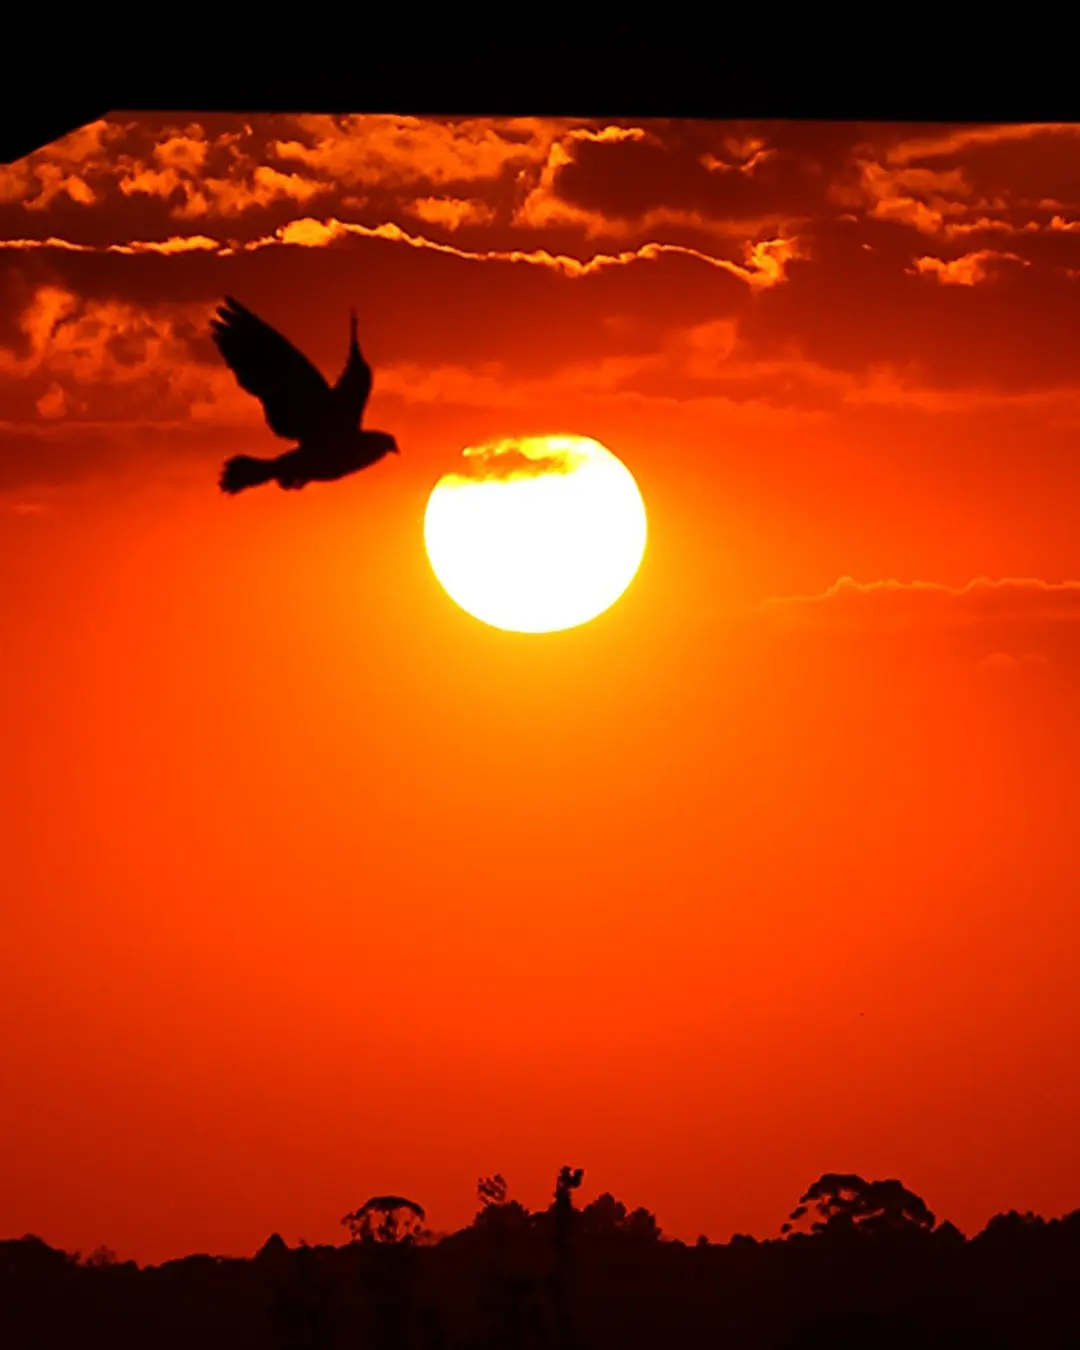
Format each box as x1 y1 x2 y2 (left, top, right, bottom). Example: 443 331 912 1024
424 434 648 634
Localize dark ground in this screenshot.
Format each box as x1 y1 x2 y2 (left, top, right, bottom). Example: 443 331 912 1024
2 1170 1077 1348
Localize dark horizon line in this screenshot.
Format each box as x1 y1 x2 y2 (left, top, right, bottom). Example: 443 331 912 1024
7 1203 1075 1271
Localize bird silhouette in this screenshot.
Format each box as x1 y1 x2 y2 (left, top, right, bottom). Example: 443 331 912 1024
211 297 399 494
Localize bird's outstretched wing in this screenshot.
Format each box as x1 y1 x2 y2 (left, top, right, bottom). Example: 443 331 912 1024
210 297 330 442
330 309 373 429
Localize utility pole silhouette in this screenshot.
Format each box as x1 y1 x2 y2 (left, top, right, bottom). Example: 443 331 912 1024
550 1166 584 1350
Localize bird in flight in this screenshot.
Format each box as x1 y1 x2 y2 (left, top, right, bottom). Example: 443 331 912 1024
210 297 399 494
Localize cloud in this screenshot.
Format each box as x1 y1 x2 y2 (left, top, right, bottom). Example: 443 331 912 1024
700 134 777 176
440 436 585 484
6 276 1076 455
825 124 1080 251
883 123 1080 167
0 215 803 289
7 116 1080 281
910 249 1029 286
371 348 665 411
370 319 847 414
0 285 248 429
591 319 1080 419
830 159 975 236
511 123 819 246
403 197 496 230
761 577 1080 630
0 119 128 209
0 282 840 497
12 117 1080 467
828 157 1068 246
268 114 561 190
514 126 677 238
0 115 566 234
0 233 224 256
978 650 1051 675
35 383 70 418
17 116 1080 506
121 160 325 220
253 217 802 290
1 116 816 276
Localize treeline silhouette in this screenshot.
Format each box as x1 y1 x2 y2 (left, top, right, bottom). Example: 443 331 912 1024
3 1169 1079 1348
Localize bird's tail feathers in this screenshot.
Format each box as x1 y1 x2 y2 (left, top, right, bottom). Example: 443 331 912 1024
220 454 278 494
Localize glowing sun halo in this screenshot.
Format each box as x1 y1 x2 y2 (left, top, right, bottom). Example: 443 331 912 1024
424 434 648 634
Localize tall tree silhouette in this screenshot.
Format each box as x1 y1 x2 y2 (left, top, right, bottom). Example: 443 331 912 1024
476 1175 508 1210
578 1193 661 1242
343 1197 428 1350
473 1175 545 1350
342 1196 429 1246
782 1173 936 1238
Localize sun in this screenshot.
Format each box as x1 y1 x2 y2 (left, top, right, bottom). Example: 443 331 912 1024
424 434 648 634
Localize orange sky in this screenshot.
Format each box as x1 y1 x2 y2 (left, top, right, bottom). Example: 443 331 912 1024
2 114 1080 1265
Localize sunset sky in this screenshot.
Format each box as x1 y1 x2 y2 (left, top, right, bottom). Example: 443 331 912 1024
3 114 1080 1266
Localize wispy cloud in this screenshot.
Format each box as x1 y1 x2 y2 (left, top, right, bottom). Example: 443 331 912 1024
0 216 804 288
0 234 222 255
884 123 1080 167
762 576 1080 629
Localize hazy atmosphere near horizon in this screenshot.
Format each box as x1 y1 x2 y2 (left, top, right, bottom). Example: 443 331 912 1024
2 114 1080 1266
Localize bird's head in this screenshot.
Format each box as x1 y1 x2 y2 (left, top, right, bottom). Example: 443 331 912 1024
367 430 399 458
